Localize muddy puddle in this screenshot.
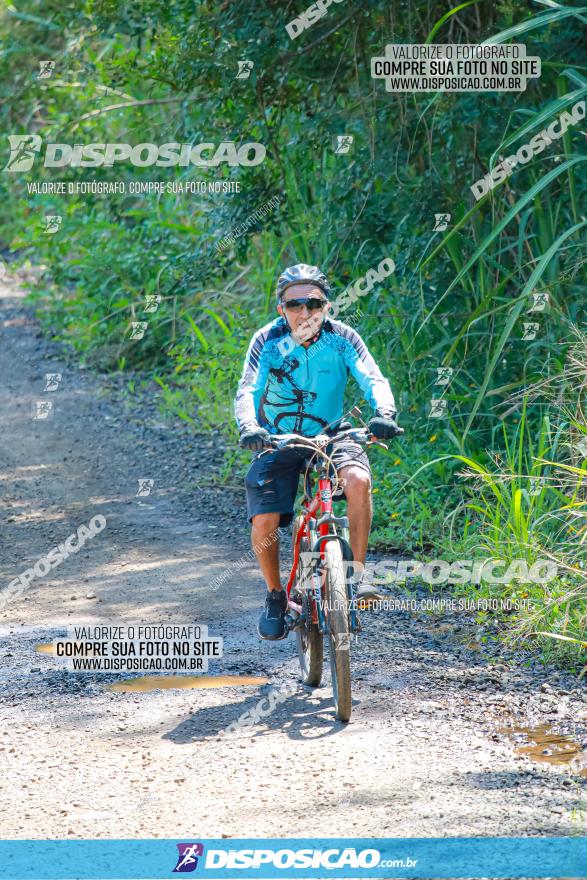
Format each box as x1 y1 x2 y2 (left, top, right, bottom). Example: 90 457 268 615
500 723 587 775
105 675 269 692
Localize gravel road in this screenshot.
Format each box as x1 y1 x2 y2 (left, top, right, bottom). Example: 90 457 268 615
0 271 586 842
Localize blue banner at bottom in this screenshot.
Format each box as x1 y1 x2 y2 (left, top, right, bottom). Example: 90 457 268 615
0 838 585 879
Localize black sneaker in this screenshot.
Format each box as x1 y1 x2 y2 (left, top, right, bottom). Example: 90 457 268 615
258 589 288 641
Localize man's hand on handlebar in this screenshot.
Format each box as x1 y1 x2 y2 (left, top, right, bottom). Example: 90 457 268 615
239 427 272 451
240 418 404 453
367 415 404 440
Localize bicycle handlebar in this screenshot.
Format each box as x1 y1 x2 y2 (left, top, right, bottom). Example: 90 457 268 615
268 427 371 451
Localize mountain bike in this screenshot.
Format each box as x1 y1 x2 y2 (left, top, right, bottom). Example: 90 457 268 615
262 409 392 722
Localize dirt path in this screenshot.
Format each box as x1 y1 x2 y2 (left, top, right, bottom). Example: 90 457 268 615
0 273 586 840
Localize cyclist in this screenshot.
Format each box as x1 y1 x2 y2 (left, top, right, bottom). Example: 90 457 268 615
235 263 401 640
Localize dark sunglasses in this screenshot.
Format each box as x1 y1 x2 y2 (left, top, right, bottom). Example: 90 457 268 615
282 297 327 312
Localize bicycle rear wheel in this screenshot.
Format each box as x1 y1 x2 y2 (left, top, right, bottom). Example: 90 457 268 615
292 515 323 687
323 539 352 722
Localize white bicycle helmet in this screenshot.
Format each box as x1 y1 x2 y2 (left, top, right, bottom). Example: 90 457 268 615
275 263 331 301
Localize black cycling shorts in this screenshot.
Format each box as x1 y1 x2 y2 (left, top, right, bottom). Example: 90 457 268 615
244 437 371 527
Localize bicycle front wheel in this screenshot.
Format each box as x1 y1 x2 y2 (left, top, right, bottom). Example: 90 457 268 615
323 539 352 722
292 515 323 687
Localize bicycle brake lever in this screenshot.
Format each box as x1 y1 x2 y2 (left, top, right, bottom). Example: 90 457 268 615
367 438 389 450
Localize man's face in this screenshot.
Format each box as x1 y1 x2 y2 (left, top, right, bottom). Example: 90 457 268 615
277 284 330 343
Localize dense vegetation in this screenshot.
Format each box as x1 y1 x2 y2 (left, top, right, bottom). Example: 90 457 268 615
0 0 585 668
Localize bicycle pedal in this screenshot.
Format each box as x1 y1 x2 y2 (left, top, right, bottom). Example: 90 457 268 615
285 614 304 632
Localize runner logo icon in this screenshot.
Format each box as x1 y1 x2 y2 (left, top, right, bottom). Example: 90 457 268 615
3 135 42 172
173 843 204 873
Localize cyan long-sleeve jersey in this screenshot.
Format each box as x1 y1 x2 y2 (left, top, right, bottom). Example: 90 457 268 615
234 316 396 437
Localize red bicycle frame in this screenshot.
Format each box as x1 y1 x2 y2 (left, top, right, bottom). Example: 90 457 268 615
285 474 336 619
